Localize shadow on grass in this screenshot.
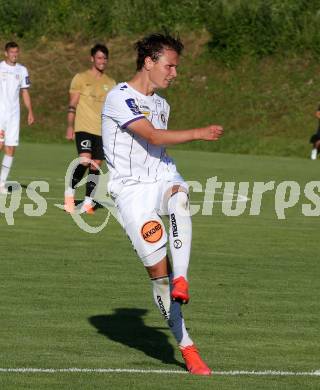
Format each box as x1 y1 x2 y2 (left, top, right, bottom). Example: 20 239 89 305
89 308 185 368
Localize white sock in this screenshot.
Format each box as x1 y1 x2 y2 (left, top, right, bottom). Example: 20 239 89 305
83 196 93 205
152 276 193 347
168 191 192 280
0 155 13 185
65 187 75 197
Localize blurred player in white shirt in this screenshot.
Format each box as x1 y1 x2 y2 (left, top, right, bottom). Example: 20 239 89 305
102 33 223 375
0 42 34 194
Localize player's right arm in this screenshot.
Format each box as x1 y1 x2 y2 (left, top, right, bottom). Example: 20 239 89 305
66 92 80 140
66 74 82 141
104 88 223 146
128 117 223 145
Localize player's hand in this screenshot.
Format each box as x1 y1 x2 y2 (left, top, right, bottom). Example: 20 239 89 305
315 111 320 119
28 111 35 125
196 125 224 141
66 126 75 140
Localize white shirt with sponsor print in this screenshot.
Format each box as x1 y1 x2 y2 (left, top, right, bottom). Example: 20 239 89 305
0 61 30 117
102 82 178 184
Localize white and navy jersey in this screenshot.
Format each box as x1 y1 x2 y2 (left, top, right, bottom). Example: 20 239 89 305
0 61 30 116
102 82 177 183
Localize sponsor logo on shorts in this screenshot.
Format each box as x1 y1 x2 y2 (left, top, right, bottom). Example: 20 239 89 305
170 213 178 237
125 98 142 116
141 220 163 243
157 295 169 320
80 139 91 150
174 239 182 249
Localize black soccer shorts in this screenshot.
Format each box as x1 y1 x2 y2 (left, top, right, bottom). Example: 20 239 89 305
310 131 320 144
75 131 105 160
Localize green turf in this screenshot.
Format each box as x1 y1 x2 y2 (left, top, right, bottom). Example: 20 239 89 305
0 144 319 389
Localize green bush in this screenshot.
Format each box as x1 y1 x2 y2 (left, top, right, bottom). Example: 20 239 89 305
0 0 44 37
2 0 320 64
204 0 320 64
0 0 203 39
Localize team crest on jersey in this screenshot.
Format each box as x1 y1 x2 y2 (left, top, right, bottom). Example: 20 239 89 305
125 98 142 115
141 220 163 243
160 111 166 125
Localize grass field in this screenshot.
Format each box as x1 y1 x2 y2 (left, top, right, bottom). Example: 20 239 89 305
0 143 320 389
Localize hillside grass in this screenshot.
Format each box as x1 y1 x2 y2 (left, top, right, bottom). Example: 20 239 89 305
1 32 319 158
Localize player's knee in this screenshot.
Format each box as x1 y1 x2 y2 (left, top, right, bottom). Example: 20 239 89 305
80 161 90 168
0 130 4 146
143 245 167 269
90 160 103 170
4 146 15 157
168 190 190 215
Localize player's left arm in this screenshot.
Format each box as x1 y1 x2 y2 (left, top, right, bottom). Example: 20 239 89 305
21 88 35 125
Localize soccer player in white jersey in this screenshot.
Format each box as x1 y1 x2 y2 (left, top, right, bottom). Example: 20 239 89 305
102 33 223 375
0 42 34 194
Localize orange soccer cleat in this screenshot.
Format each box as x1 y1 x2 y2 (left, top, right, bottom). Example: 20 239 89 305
81 202 95 214
64 195 75 213
171 276 189 304
180 345 212 376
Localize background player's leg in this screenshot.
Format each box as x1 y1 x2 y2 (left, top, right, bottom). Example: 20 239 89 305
82 159 102 213
312 139 320 160
309 126 320 160
64 153 90 212
0 146 15 194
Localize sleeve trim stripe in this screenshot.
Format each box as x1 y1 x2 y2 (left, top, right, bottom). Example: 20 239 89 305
122 116 145 128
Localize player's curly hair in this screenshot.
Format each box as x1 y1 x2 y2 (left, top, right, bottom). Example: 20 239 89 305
134 33 184 71
91 44 109 58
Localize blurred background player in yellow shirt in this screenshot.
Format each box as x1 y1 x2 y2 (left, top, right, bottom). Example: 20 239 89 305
64 44 116 213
